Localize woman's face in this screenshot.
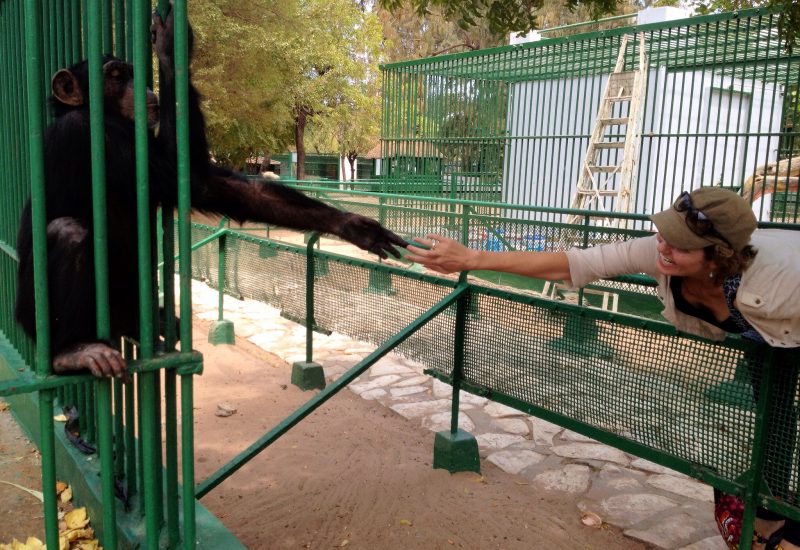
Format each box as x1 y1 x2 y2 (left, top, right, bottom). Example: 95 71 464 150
655 233 716 279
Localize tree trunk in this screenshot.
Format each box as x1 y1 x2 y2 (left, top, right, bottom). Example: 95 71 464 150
259 152 271 173
294 108 308 181
347 151 357 181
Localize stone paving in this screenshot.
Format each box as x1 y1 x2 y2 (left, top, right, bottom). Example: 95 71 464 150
188 278 727 550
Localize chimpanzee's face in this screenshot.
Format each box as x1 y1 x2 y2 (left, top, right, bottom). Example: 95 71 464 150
51 57 160 129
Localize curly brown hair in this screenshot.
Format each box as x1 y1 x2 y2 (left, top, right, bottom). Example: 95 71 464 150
705 244 758 283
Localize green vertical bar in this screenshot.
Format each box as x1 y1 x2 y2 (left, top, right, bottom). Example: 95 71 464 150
131 0 160 545
740 347 778 550
171 0 197 543
70 0 81 63
23 1 58 547
217 233 226 320
86 0 118 544
113 378 124 476
123 341 137 499
305 233 318 363
449 275 469 435
102 0 112 54
114 0 126 59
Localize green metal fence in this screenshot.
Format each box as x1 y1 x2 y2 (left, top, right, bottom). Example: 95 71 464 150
187 216 799 550
0 1 219 548
379 8 800 224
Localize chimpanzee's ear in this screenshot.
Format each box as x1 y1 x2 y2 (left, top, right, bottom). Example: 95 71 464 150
51 69 84 106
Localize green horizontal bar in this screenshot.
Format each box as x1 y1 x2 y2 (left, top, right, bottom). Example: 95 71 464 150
0 351 203 397
195 283 470 498
380 7 780 70
425 368 745 496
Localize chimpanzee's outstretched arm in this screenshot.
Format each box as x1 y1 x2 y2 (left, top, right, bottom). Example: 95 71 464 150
150 9 406 259
197 168 407 258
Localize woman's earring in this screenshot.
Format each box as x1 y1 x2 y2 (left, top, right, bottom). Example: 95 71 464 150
709 271 715 279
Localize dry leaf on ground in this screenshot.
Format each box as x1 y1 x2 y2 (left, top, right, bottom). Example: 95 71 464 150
0 480 43 502
580 511 603 528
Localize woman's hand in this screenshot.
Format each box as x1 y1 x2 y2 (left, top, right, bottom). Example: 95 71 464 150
406 234 478 274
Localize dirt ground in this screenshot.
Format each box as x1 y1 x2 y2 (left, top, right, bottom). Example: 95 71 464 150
0 320 647 549
192 321 644 550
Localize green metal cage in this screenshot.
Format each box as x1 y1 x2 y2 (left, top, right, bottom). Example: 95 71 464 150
379 8 799 225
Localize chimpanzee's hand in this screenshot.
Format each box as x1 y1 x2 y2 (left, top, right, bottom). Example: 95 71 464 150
337 213 407 259
151 5 174 68
53 342 127 380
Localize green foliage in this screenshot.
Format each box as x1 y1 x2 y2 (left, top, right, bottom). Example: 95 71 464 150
379 0 799 49
190 1 297 168
378 0 618 37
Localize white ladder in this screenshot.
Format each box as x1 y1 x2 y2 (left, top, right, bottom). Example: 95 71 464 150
567 34 648 227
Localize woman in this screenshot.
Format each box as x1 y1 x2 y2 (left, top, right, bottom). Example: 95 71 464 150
406 187 800 549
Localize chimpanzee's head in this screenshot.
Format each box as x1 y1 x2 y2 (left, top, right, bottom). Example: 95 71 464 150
51 55 160 128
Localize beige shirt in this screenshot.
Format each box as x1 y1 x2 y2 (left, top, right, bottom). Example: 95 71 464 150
565 230 800 348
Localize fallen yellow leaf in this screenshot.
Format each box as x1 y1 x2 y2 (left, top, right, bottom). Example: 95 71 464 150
55 481 68 495
60 486 72 503
74 541 100 550
0 401 9 412
340 539 349 547
62 527 94 543
399 519 412 526
0 537 46 550
53 414 68 422
64 507 89 529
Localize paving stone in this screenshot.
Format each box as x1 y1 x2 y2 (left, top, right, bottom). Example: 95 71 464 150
393 375 431 388
484 402 525 418
389 386 427 398
552 443 629 465
430 380 487 406
679 535 728 550
486 449 546 474
349 375 402 395
531 417 562 446
579 494 678 528
360 389 387 400
389 399 452 419
559 429 598 443
422 412 475 433
345 346 376 355
533 464 591 493
596 464 644 491
630 458 684 476
322 365 347 379
475 433 526 451
494 418 530 437
647 474 714 502
625 511 713 549
370 362 415 377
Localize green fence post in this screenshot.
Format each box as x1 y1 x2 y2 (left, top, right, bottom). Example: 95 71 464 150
291 232 325 390
546 214 614 359
209 228 235 345
433 273 480 473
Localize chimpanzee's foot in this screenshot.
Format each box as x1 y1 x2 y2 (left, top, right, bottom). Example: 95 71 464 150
53 343 126 379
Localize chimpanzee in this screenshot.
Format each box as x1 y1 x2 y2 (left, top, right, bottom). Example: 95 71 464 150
15 9 405 378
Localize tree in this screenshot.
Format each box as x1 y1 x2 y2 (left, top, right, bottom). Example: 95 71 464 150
377 3 503 63
378 0 798 50
284 0 384 180
189 1 297 168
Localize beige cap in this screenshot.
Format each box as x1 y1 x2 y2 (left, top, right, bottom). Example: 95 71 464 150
650 188 757 252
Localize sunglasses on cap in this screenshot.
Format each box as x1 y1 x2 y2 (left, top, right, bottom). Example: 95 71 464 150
673 191 733 250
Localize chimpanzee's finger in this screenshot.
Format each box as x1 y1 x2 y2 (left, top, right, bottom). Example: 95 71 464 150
93 353 117 378
101 349 126 379
83 356 104 378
